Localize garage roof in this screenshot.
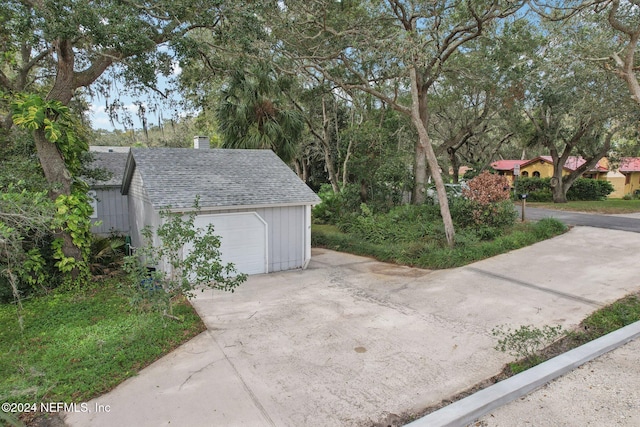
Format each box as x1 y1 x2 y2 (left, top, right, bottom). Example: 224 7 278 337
122 148 321 210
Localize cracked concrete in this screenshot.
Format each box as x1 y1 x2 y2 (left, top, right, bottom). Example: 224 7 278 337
64 226 640 426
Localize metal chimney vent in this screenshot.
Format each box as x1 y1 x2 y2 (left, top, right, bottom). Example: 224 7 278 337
193 136 210 149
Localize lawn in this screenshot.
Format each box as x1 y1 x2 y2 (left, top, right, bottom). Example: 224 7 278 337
528 199 640 214
0 280 205 423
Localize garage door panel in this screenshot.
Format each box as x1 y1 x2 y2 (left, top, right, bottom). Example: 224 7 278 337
186 212 267 275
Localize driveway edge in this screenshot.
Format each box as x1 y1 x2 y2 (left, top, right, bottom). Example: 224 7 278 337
405 321 640 427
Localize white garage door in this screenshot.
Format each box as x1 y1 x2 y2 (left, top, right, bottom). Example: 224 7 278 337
188 212 268 275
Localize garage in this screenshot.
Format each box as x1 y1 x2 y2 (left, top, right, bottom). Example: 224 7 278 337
188 212 268 275
121 139 321 276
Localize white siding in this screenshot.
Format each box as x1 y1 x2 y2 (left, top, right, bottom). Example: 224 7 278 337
91 187 130 236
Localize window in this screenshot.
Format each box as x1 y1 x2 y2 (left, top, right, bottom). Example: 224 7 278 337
521 171 529 177
533 171 541 178
625 174 631 185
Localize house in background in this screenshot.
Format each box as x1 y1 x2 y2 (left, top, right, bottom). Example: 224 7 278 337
490 155 640 198
121 137 321 276
491 159 528 182
517 156 608 180
86 146 130 236
620 158 640 196
491 156 608 182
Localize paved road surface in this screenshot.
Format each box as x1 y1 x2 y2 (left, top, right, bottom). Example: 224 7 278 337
522 207 640 233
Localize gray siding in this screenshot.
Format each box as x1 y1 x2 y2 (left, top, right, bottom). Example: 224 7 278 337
127 169 161 251
199 206 306 272
91 187 130 236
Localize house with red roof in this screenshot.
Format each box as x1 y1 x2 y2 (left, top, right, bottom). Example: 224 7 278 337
491 156 608 183
619 157 640 196
490 156 640 198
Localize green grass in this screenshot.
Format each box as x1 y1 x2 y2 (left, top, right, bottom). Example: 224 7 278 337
529 199 640 214
312 218 567 269
573 294 640 342
501 293 640 375
0 280 205 407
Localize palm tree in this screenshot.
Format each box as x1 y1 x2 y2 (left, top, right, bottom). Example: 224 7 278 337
216 63 304 163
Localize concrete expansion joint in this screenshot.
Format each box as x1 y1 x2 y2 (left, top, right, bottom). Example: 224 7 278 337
205 330 277 426
467 267 601 307
406 320 640 427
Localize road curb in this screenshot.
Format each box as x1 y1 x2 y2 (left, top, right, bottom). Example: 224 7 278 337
405 321 640 427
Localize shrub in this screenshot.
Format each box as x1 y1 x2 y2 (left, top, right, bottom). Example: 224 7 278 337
312 184 362 224
338 204 438 245
526 188 553 202
464 171 512 204
312 184 345 224
462 172 516 232
122 198 246 317
515 177 550 194
566 178 614 201
516 177 613 201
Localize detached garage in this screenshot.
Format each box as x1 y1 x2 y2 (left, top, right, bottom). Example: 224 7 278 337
121 141 320 276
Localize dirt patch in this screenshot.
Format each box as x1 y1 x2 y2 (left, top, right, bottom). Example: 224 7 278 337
367 264 430 278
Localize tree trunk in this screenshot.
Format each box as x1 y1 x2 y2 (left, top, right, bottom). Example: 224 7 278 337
410 68 455 247
448 147 460 184
38 39 84 269
320 96 341 193
412 142 428 203
551 174 568 203
34 128 83 271
360 179 368 203
342 138 354 187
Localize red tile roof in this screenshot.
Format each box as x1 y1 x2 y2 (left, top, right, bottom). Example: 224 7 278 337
491 159 527 171
522 156 608 172
619 158 640 172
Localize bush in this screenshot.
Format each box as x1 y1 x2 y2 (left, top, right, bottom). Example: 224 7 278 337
337 204 439 245
312 184 362 224
464 171 512 204
515 177 550 194
526 188 553 202
122 199 246 316
516 177 613 201
460 172 516 234
566 179 614 201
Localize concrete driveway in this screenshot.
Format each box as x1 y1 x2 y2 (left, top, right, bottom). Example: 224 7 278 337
65 226 640 427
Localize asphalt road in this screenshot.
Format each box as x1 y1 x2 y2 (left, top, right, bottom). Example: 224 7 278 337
521 206 640 233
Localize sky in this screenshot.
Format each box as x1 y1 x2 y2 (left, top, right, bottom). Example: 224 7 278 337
88 59 184 132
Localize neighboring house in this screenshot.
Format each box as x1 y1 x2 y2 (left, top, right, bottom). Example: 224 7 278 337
121 138 321 276
491 156 608 183
491 160 528 182
490 155 640 198
86 147 130 236
620 157 640 197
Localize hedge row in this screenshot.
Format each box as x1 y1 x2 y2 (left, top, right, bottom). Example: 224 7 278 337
513 177 614 201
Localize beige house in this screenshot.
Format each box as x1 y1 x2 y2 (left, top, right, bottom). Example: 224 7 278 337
491 156 640 198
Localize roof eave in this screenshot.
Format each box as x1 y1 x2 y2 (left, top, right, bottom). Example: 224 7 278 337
121 152 136 195
162 200 321 214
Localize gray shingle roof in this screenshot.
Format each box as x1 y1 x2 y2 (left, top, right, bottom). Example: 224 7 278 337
86 151 129 187
123 148 320 209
